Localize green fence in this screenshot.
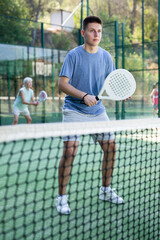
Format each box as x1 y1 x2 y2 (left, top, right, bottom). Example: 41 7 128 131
0 44 69 125
0 15 81 49
101 22 159 120
0 15 159 125
0 15 80 125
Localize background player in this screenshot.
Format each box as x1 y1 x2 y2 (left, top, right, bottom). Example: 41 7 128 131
12 77 39 125
150 82 158 117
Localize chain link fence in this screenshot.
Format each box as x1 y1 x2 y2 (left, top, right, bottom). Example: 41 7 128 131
0 15 159 125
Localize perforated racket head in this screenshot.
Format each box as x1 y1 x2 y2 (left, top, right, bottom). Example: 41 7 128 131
39 90 47 102
97 69 136 101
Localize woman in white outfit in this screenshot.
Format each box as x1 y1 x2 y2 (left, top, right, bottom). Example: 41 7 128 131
12 77 39 125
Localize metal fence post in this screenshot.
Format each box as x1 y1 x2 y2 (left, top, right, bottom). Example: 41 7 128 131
158 0 160 117
121 23 125 119
41 22 45 123
115 21 120 120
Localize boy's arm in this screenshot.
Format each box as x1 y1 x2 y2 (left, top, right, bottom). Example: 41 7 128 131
58 76 97 107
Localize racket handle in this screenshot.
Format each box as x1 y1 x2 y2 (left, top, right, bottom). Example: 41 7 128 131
95 96 99 101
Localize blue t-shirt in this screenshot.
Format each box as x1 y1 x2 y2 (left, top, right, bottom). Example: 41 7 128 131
59 45 115 115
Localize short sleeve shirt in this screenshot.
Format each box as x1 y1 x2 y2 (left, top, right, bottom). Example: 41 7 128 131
59 45 115 115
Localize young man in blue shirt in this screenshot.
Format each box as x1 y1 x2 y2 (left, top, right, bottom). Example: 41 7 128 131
56 16 124 214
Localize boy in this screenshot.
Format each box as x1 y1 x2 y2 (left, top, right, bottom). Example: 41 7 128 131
56 16 124 215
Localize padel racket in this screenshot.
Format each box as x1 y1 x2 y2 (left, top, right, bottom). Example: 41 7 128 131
96 69 136 101
38 90 47 102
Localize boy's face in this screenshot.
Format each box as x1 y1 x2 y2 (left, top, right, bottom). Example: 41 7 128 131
81 22 102 47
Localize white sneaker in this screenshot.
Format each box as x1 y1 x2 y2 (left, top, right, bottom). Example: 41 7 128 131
99 187 124 204
56 195 71 214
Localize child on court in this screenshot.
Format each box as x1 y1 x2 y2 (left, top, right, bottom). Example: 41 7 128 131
150 82 158 117
12 77 39 125
56 15 124 215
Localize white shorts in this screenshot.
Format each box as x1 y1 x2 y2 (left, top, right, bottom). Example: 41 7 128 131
13 106 30 116
62 109 115 142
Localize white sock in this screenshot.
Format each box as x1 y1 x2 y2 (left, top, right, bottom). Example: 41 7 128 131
101 186 111 192
58 194 66 198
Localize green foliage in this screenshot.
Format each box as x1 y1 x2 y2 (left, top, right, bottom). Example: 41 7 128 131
0 0 159 47
0 0 32 45
51 32 70 50
51 31 77 50
0 17 33 45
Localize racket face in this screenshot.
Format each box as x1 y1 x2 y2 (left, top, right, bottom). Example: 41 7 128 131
99 69 136 101
39 90 47 102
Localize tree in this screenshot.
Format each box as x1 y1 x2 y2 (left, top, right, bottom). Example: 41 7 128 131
130 0 137 35
24 0 55 45
0 0 31 45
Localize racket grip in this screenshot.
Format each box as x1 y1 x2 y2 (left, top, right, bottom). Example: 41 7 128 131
95 96 99 101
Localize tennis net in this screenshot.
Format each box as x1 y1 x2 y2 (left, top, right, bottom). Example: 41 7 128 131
0 119 160 240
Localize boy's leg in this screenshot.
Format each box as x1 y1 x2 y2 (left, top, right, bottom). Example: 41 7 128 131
99 140 116 187
58 141 79 195
99 139 124 204
56 140 79 214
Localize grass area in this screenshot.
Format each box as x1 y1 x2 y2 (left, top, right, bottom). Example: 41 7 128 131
0 131 159 240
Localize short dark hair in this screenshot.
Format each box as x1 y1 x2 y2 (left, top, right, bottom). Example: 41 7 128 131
82 16 103 31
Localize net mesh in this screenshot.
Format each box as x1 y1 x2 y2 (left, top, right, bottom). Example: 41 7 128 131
0 119 160 240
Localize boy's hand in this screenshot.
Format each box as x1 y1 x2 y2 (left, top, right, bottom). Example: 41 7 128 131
84 95 97 107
